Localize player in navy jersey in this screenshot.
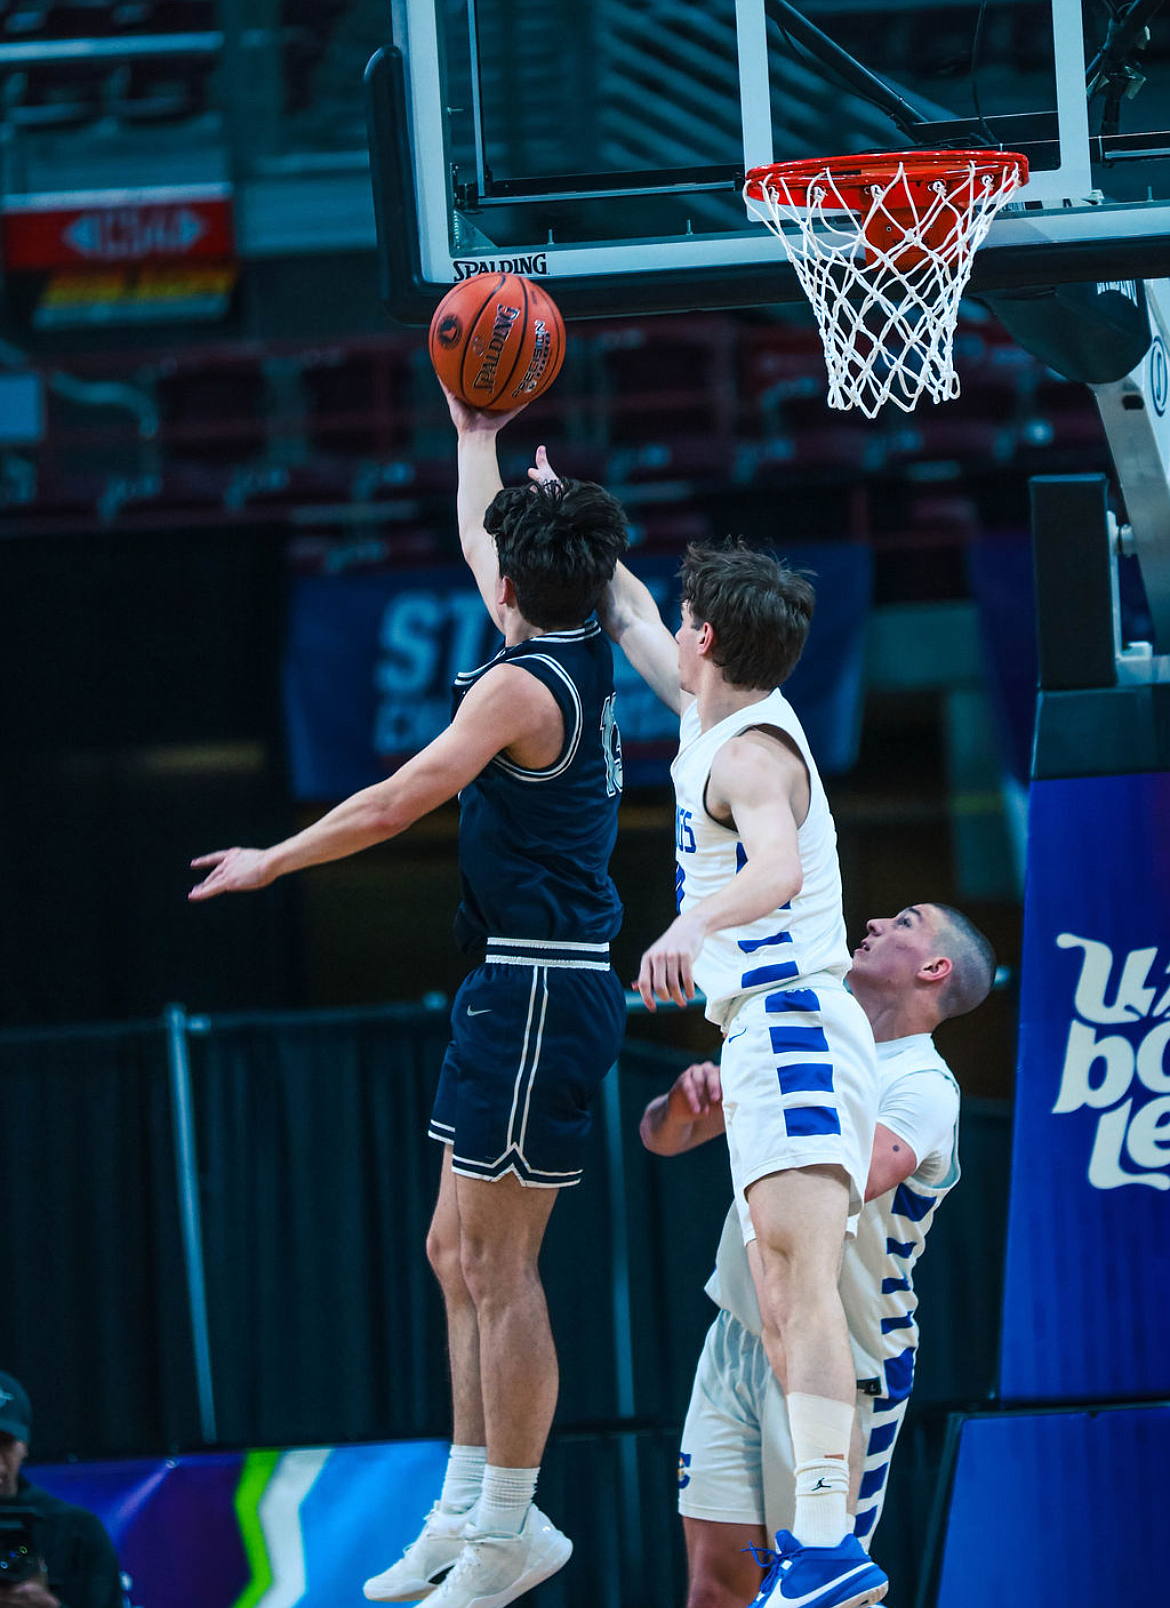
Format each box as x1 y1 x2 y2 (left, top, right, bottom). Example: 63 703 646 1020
189 394 629 1608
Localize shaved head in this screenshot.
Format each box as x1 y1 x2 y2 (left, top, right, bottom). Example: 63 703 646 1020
848 903 996 1036
929 904 997 1020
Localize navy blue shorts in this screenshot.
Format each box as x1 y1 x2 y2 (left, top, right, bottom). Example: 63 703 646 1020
428 937 627 1188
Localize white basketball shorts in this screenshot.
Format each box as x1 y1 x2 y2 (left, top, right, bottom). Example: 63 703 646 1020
718 975 877 1227
678 1309 902 1549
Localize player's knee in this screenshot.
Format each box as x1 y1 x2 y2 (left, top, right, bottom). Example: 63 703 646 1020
758 1239 839 1309
458 1233 537 1305
425 1221 464 1293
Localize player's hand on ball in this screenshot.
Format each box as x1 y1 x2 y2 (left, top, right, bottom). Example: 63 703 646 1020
527 444 561 486
437 379 528 436
636 914 704 1010
670 1061 722 1117
188 847 274 901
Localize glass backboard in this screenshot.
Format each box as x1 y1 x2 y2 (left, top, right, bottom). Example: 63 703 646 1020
368 0 1170 322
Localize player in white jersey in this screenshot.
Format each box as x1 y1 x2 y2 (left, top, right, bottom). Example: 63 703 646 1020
640 903 996 1608
593 517 887 1608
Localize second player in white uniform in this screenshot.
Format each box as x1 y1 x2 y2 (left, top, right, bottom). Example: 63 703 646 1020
684 1033 960 1544
640 902 996 1608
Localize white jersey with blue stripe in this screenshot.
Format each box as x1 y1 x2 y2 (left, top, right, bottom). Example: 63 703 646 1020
839 1035 961 1381
671 689 851 1029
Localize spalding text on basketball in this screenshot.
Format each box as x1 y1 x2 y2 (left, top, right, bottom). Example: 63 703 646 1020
452 255 549 280
471 303 522 393
1051 933 1170 1190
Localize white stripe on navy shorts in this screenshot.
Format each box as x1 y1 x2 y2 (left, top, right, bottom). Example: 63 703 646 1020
429 939 626 1187
719 974 877 1228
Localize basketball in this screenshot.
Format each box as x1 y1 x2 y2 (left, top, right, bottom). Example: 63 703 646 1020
429 273 566 412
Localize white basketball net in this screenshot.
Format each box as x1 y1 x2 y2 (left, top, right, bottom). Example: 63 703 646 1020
745 157 1026 418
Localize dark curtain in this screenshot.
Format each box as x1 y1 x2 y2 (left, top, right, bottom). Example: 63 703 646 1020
0 526 300 1027
0 1022 199 1458
615 1040 740 1422
534 1429 688 1608
189 1012 697 1445
3 1005 1010 1442
191 1006 453 1447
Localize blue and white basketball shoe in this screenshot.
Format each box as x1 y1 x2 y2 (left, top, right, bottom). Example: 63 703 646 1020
749 1531 888 1608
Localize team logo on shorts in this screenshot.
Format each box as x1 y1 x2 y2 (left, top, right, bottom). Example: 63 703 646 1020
677 1451 692 1490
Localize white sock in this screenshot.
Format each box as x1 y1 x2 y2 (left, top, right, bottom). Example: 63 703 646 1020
788 1392 854 1548
438 1444 486 1515
475 1464 539 1537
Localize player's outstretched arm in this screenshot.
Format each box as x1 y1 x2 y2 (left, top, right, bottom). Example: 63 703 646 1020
189 666 552 900
528 444 683 714
440 382 528 628
639 1061 727 1154
635 733 804 1009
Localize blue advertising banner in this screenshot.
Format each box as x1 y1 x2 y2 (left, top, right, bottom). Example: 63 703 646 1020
33 1439 448 1608
998 772 1170 1401
936 1406 1170 1607
282 544 872 800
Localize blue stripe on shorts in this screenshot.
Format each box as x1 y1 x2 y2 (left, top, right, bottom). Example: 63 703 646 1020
776 1061 836 1096
765 988 821 1012
768 1023 830 1055
784 1105 841 1137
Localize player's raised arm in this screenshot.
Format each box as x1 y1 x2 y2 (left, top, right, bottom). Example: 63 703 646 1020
528 444 683 714
602 558 686 714
189 665 553 900
440 383 528 628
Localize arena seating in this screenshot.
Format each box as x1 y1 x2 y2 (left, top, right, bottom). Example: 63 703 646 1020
4 315 1095 538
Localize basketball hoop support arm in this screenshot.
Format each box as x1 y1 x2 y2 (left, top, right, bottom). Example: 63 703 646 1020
761 0 932 140
1086 0 1166 100
1090 277 1170 654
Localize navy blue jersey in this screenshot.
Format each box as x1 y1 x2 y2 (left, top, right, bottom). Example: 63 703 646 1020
453 621 624 947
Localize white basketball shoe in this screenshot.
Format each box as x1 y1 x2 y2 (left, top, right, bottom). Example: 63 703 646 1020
362 1505 470 1601
423 1505 572 1608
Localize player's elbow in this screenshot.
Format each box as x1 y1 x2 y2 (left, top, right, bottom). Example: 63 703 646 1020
366 789 412 841
639 1113 666 1154
765 853 802 909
